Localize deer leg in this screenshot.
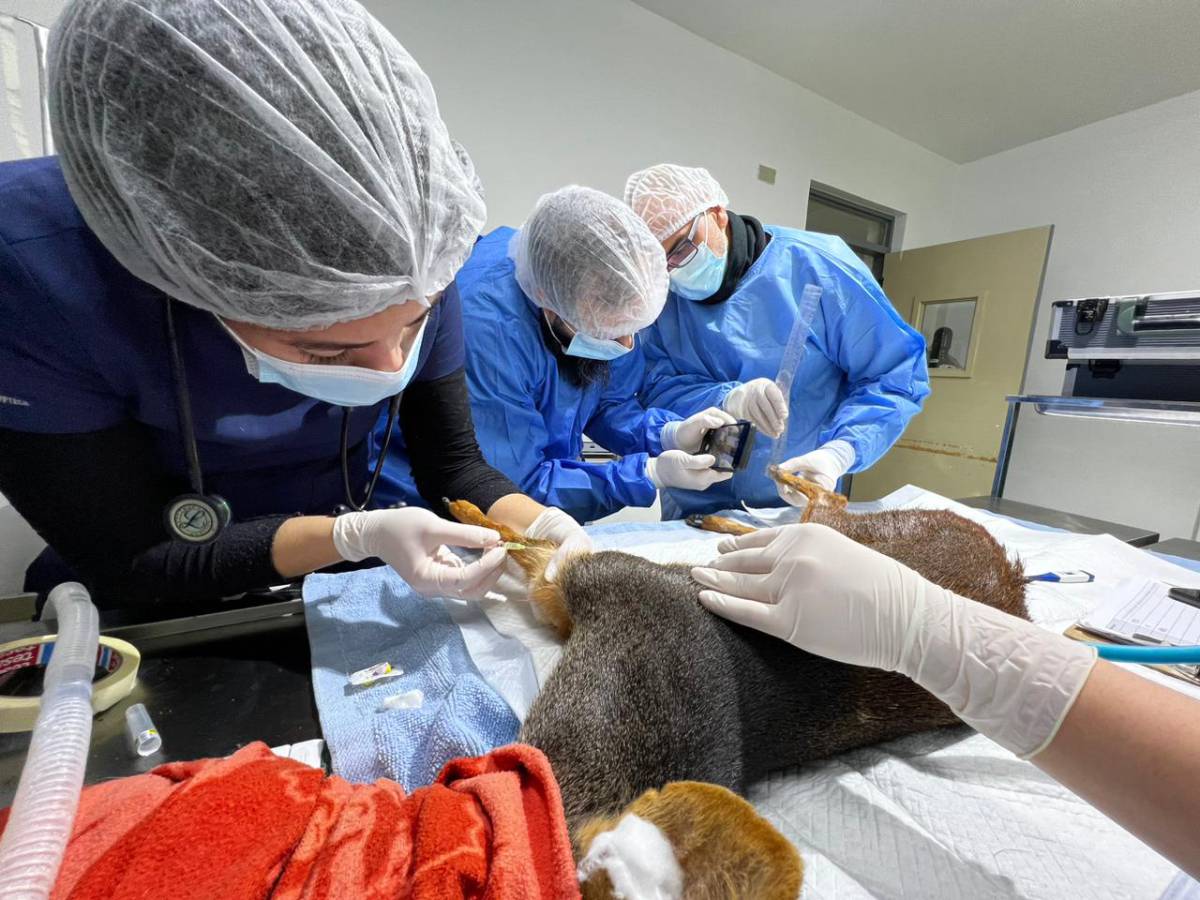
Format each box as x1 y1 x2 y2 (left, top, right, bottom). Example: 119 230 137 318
445 499 572 638
766 466 849 522
685 514 758 536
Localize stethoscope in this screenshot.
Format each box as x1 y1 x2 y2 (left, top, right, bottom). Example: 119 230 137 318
163 300 400 543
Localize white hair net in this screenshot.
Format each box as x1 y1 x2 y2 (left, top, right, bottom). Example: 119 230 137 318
509 187 668 340
623 164 729 243
47 0 486 330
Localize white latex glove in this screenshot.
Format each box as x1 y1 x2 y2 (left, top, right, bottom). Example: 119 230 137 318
646 450 733 492
776 440 855 498
332 507 507 599
487 557 531 604
526 507 593 582
691 524 1097 759
722 378 788 439
659 407 737 454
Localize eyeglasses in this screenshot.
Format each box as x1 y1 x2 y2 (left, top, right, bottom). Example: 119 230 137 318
665 214 705 271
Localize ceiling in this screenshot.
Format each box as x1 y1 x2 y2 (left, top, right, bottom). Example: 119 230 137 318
631 0 1200 162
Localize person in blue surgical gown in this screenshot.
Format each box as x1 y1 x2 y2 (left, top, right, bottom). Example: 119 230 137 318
375 186 734 523
624 164 930 518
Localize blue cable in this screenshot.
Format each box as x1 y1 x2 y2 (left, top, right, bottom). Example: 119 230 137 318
1092 644 1200 664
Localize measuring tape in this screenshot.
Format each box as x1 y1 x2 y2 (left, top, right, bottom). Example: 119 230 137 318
0 634 141 733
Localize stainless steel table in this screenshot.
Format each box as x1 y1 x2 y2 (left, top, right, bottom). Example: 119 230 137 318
1147 538 1200 562
957 496 1160 547
0 599 319 807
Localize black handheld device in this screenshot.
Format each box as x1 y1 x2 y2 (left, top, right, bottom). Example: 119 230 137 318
699 421 756 472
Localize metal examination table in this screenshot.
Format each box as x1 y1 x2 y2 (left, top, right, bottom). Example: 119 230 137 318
957 496 1160 547
0 500 1181 805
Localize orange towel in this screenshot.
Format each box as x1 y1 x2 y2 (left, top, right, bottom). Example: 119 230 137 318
0 742 579 900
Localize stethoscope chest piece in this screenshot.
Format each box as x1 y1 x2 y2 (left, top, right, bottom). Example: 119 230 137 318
164 493 231 544
164 299 401 544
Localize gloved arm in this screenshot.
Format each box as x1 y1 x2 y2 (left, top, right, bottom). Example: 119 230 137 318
638 322 739 418
692 523 1200 879
401 368 519 513
647 405 739 492
813 250 930 470
524 507 593 581
584 346 681 458
332 507 507 599
646 451 732 492
691 524 1095 758
0 421 295 607
776 440 855 499
722 378 788 439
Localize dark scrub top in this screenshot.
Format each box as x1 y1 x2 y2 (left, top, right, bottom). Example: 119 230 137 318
0 157 511 607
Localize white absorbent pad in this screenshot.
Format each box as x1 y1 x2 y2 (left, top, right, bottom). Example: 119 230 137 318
449 487 1198 898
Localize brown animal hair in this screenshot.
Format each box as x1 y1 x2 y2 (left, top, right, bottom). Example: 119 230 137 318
448 484 1027 898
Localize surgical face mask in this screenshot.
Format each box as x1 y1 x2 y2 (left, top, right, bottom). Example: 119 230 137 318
565 331 634 361
545 312 634 361
219 317 428 407
670 242 726 301
668 214 727 301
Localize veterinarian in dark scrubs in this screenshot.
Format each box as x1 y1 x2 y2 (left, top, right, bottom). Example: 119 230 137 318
694 524 1200 877
0 0 588 610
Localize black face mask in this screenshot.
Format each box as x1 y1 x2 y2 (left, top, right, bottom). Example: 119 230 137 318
539 313 612 390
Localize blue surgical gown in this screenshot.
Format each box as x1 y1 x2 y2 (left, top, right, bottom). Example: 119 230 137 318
375 228 678 523
640 225 929 517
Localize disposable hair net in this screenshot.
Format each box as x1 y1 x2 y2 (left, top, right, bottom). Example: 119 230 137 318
510 187 668 340
452 139 485 204
623 164 729 243
47 0 486 330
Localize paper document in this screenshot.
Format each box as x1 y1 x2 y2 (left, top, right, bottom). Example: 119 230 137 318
1079 578 1200 645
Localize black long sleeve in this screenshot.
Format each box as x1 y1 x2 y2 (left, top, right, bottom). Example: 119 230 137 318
0 422 289 608
0 369 518 608
400 367 519 513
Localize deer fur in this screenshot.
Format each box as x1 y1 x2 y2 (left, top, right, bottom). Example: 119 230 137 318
449 481 1026 894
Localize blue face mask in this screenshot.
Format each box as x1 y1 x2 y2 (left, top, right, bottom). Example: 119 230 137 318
566 331 634 361
221 317 428 407
670 242 727 301
544 311 634 361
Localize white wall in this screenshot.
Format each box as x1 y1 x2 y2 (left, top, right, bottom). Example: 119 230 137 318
951 90 1200 540
366 0 957 245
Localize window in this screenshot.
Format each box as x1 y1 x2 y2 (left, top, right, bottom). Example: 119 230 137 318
918 297 978 373
805 186 901 283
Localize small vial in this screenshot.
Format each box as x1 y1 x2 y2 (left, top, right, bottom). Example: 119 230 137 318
125 703 162 757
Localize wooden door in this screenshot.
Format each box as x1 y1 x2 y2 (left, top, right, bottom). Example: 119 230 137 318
850 226 1052 500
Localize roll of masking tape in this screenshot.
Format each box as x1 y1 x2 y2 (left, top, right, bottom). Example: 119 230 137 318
0 634 141 733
